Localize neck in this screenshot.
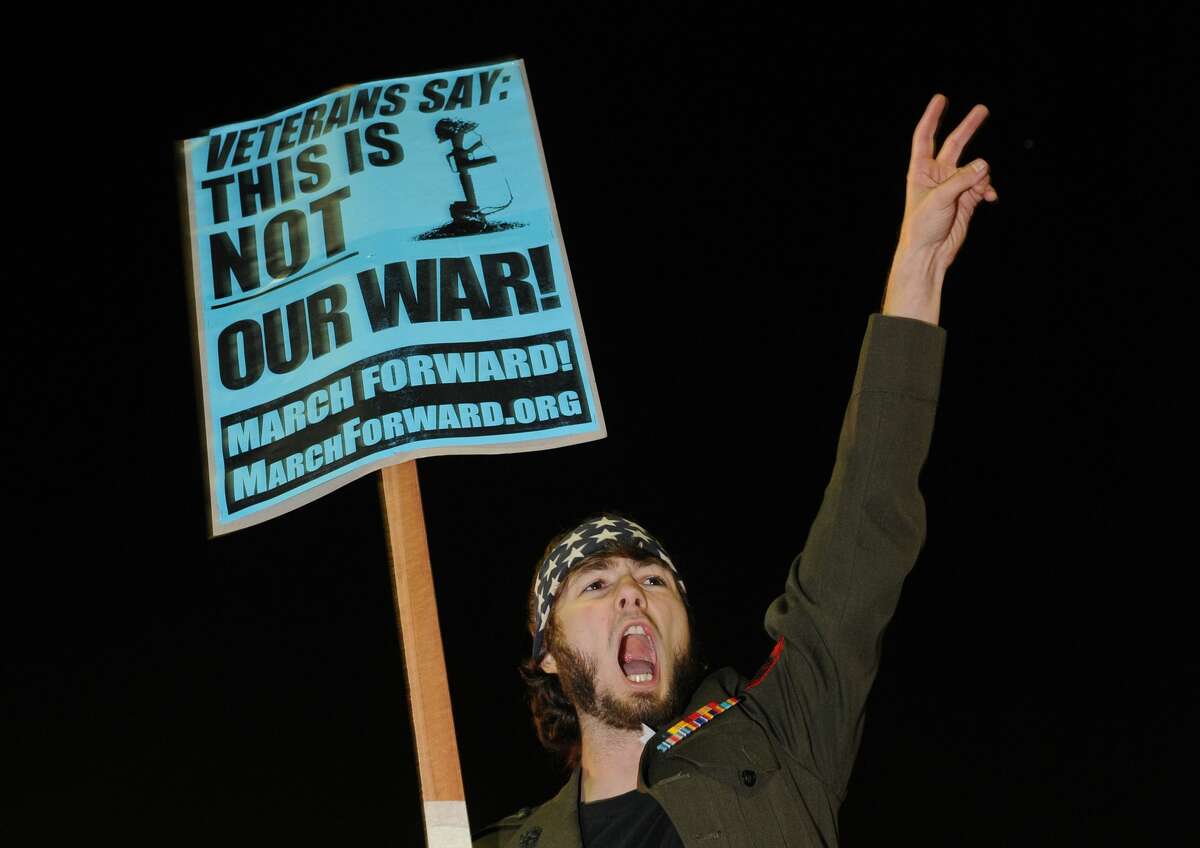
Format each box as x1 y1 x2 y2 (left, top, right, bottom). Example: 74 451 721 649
577 715 648 802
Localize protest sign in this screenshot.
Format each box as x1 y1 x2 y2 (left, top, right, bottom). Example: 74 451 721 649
180 59 605 535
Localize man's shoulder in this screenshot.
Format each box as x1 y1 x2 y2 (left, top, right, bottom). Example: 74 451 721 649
689 664 747 703
473 765 582 847
471 804 538 847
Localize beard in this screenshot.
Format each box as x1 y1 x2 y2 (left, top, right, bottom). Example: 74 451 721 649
551 633 706 732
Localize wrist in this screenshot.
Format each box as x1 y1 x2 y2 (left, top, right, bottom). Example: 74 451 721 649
882 248 943 326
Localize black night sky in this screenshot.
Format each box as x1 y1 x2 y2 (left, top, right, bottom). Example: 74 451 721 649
8 7 1192 846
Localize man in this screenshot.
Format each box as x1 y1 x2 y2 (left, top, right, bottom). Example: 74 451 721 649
472 93 996 847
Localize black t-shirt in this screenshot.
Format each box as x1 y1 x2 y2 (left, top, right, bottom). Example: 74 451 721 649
578 788 684 847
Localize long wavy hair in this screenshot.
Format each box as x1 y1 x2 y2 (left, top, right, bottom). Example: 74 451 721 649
517 518 702 771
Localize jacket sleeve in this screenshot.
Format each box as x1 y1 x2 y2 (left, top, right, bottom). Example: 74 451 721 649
749 312 946 801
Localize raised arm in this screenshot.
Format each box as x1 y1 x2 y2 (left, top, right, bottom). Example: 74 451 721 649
745 94 994 800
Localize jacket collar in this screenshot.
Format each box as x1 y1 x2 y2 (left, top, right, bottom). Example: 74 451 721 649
508 764 583 847
637 722 663 793
511 728 664 848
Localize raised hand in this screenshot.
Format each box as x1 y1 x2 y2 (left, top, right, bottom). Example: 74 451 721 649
882 93 997 326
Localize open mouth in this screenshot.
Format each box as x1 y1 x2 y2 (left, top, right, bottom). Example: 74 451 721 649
617 623 658 685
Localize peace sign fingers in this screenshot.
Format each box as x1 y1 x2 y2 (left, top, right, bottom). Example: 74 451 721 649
936 103 990 168
910 94 991 170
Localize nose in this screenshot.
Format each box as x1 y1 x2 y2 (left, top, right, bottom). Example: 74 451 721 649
614 573 647 610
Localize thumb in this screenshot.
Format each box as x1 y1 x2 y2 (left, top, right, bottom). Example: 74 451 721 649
935 158 989 205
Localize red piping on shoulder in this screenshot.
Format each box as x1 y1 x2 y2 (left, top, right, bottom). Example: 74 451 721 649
746 636 784 690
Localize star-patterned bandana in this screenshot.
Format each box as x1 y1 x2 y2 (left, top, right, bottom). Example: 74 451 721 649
531 515 687 662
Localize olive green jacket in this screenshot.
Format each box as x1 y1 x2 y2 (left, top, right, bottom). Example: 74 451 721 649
474 313 947 847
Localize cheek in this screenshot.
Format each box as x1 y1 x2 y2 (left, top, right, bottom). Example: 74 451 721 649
653 608 687 659
672 607 692 653
557 616 610 662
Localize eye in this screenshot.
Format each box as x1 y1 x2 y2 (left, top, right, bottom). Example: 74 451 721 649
581 573 668 593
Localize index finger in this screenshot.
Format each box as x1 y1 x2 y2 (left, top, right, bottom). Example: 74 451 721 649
910 93 947 167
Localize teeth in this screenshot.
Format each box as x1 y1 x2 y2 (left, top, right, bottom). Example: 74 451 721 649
623 624 647 636
625 673 653 683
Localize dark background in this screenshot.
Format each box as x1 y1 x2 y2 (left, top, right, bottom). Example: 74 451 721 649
7 6 1192 845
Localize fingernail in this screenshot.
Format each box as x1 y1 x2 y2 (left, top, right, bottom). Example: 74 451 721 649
973 159 987 173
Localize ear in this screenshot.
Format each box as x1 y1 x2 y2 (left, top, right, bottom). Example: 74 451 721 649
540 653 558 675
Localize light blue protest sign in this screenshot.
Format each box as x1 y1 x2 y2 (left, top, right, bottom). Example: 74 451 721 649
180 59 605 535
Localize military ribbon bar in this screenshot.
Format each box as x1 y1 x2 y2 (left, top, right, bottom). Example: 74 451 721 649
656 697 742 753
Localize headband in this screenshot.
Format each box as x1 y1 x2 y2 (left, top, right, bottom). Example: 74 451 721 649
531 515 687 662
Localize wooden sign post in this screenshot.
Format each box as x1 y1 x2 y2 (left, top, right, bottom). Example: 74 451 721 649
379 461 471 848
